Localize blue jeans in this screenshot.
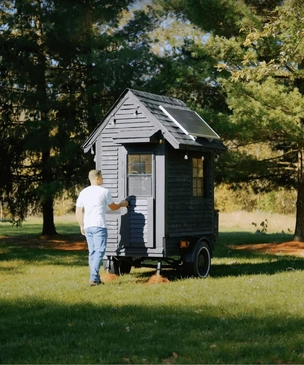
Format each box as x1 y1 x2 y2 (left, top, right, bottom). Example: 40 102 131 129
85 226 108 282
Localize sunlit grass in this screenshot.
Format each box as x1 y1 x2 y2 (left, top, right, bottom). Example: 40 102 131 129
0 214 79 236
1 213 304 364
220 211 295 234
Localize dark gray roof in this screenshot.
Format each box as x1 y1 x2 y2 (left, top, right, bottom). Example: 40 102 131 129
82 88 227 153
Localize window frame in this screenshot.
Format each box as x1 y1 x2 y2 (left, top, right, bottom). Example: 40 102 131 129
192 156 206 198
127 152 154 197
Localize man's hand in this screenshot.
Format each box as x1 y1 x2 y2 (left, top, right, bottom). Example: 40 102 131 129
75 207 85 235
120 200 129 207
109 200 129 211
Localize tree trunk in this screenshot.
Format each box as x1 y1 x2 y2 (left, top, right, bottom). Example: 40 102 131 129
41 146 57 236
35 0 57 236
42 197 57 235
294 148 304 241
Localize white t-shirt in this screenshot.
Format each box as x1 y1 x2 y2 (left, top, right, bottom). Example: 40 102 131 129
76 185 114 229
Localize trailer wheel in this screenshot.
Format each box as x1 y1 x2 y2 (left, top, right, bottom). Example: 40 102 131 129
103 257 132 275
183 241 211 278
118 258 132 275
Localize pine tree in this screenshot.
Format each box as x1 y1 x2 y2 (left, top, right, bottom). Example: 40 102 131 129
0 0 161 234
156 0 304 240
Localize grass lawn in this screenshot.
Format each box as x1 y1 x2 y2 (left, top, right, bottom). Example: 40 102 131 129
1 212 304 364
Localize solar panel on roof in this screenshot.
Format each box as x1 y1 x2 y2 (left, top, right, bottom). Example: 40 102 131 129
159 105 220 141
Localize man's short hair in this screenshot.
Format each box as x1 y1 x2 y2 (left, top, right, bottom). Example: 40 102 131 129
88 169 102 181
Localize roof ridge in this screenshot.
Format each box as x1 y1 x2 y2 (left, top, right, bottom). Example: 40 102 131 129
129 88 187 107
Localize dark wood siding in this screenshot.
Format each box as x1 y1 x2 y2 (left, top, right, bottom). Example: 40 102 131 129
111 96 157 139
96 95 157 197
97 95 157 256
100 133 119 198
165 144 215 254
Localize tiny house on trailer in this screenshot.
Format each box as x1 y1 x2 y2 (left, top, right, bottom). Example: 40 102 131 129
82 89 226 278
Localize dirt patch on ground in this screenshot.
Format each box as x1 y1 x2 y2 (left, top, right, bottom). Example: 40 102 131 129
147 274 170 284
2 235 304 258
230 240 304 257
0 234 87 251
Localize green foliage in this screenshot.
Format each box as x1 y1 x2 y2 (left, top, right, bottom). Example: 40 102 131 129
156 0 264 37
155 0 304 239
0 0 164 232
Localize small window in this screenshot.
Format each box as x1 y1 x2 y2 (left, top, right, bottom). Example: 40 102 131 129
127 154 152 196
192 157 204 197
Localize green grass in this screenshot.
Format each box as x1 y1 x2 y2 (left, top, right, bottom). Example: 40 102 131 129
1 214 304 364
0 214 79 236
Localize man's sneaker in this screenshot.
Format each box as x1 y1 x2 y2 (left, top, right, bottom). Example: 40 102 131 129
89 281 104 286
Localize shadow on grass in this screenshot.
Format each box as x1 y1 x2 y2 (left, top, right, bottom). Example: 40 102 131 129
0 245 87 267
209 231 304 278
1 298 304 364
141 231 303 280
1 231 303 278
210 257 304 278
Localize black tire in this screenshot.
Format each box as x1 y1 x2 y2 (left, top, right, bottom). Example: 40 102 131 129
183 241 211 278
118 258 132 275
103 257 132 275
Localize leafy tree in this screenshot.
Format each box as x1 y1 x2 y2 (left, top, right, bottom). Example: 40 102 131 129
155 0 304 240
0 0 161 234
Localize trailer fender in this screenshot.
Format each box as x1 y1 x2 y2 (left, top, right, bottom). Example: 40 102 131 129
181 238 210 262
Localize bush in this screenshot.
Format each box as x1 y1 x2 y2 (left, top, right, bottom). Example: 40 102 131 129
215 185 296 214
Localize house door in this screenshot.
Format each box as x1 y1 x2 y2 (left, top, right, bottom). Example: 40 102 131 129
122 152 155 248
